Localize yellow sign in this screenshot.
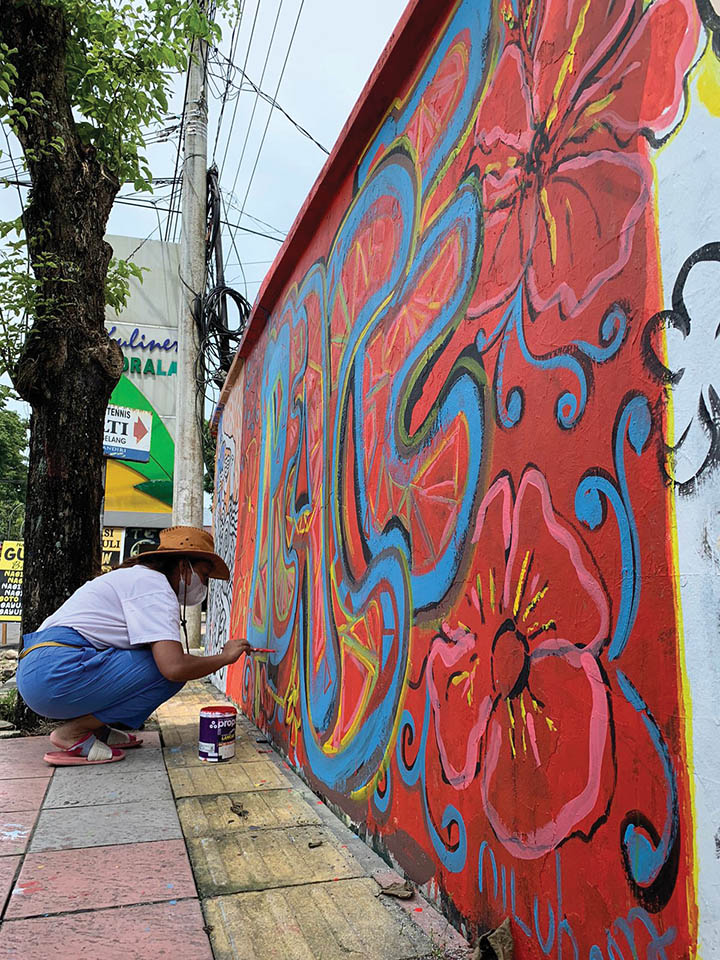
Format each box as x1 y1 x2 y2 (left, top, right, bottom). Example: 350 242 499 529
0 541 23 621
104 460 172 515
101 527 125 573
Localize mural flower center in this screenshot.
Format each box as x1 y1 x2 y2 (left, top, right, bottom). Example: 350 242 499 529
492 620 530 699
524 124 550 180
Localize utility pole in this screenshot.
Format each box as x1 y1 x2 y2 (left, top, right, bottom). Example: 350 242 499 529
173 36 207 647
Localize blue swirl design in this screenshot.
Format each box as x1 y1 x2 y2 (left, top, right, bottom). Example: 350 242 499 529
372 765 392 816
575 394 651 661
396 690 468 872
574 394 679 905
617 671 680 908
477 286 628 431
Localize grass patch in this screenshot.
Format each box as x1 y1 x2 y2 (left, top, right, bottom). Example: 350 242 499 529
0 689 17 724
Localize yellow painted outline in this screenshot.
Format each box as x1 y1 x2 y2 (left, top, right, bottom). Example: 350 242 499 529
651 155 699 954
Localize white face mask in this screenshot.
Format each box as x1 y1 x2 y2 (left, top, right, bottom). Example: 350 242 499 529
177 564 207 607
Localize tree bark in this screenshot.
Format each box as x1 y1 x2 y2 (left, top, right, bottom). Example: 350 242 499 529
2 2 124 723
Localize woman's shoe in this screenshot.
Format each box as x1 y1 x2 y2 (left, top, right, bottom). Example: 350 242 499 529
103 727 144 749
43 733 125 766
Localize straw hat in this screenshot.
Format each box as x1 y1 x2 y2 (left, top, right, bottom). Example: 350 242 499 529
122 526 230 580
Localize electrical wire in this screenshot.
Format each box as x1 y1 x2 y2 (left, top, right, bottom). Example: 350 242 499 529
221 188 286 238
225 0 286 205
229 0 304 259
211 1 244 163
123 204 172 262
217 0 262 182
112 195 285 242
210 49 328 155
220 190 250 300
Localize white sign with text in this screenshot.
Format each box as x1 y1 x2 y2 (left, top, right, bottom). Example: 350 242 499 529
103 405 152 463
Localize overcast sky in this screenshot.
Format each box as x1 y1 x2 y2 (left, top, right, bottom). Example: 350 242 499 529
1 0 410 419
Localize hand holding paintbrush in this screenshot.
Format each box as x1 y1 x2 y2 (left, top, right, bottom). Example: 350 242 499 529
226 637 276 659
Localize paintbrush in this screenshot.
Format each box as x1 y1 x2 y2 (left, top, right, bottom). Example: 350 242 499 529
230 639 277 655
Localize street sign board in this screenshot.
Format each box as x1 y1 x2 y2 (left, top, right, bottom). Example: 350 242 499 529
0 541 23 622
103 405 152 463
101 527 125 573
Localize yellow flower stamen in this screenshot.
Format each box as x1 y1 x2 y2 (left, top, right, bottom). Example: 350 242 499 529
523 583 548 622
546 0 592 130
513 550 531 618
539 187 558 267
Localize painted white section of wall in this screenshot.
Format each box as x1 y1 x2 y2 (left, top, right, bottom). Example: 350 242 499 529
104 235 181 436
656 61 720 957
207 364 246 689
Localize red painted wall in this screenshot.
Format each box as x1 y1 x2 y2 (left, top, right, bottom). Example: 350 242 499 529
211 1 704 955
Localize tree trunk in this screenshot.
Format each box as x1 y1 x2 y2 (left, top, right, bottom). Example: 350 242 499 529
2 3 124 726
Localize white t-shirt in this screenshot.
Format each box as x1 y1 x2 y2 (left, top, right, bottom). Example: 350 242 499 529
39 566 182 650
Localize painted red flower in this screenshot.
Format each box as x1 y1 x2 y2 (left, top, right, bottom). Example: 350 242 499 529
467 0 699 319
428 468 615 859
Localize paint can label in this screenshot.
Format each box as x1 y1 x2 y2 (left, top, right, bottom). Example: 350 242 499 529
198 705 237 762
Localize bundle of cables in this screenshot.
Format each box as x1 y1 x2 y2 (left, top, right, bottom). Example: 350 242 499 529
194 165 251 404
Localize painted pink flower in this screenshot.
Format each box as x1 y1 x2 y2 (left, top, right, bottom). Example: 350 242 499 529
428 468 615 859
467 0 699 319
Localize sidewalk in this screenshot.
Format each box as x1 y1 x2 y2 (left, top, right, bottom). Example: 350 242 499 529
0 681 471 960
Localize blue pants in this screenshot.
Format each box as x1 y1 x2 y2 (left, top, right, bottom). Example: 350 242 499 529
16 627 184 729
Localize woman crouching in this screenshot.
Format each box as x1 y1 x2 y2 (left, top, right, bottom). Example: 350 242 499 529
16 526 250 766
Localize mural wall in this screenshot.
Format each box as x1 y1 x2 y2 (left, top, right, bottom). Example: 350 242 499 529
210 1 720 955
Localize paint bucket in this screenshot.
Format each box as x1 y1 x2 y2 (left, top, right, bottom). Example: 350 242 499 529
198 705 237 762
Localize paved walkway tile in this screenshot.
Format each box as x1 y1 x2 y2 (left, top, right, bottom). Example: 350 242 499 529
129 730 161 749
160 721 200 747
0 738 53 780
203 877 432 960
103 743 166 772
6 839 197 919
0 778 48 813
177 789 322 838
43 767 173 808
186 825 366 897
0 899 214 960
0 855 20 906
168 758 288 798
164 738 268 767
0 812 38 857
30 798 182 852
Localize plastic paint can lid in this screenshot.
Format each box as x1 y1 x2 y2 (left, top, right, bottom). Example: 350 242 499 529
199 705 237 718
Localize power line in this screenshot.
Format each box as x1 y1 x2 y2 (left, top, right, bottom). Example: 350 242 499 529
226 0 286 204
123 203 172 262
211 2 244 162
220 190 251 300
113 195 285 242
217 0 262 182
115 190 285 239
232 0 304 254
1 179 283 245
210 49 328 155
221 188 286 237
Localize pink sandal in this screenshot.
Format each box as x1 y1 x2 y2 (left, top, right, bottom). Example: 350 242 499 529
44 733 125 766
104 728 143 749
